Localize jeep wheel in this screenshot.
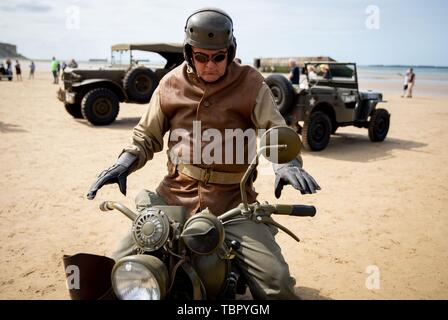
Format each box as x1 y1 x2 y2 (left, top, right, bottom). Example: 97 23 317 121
81 88 119 126
368 108 390 142
64 103 83 119
302 111 332 151
265 74 295 115
123 67 158 103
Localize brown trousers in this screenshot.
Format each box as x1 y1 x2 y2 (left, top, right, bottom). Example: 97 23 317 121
111 189 299 300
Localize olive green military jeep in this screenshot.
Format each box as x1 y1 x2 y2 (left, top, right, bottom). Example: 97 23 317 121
266 62 390 151
57 43 184 125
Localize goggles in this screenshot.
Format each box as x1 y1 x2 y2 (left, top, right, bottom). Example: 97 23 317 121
193 51 227 64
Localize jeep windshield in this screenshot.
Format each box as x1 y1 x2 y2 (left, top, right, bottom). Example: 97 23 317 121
304 62 357 86
110 43 184 70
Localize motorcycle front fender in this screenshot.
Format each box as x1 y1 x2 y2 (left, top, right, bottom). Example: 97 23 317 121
63 253 116 300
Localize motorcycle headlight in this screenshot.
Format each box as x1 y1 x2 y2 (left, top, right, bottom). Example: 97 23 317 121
111 255 168 300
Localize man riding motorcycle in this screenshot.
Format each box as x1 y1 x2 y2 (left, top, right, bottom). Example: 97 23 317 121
87 7 320 299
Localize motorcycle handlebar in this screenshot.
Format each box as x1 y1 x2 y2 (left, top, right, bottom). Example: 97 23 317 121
273 204 316 217
99 201 113 211
218 203 316 222
99 201 137 221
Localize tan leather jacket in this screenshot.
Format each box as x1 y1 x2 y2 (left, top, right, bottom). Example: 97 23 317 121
123 61 301 216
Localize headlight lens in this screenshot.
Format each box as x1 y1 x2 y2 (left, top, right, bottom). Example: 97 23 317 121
112 261 162 300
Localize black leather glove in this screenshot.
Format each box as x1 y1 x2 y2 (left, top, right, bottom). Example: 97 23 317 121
273 159 320 198
86 152 137 200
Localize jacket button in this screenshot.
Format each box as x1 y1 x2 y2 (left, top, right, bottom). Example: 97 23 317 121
203 100 211 107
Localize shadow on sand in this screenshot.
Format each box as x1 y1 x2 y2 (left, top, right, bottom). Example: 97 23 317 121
75 117 141 130
295 286 333 300
236 286 332 300
0 121 28 133
307 132 427 163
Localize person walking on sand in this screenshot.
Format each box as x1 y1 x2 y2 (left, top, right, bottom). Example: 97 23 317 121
51 57 59 84
401 68 416 98
15 60 22 81
5 59 13 79
400 69 409 97
6 59 12 71
57 60 61 78
29 61 35 79
406 68 416 98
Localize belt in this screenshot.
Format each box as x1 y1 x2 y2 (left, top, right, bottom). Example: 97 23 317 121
168 161 246 185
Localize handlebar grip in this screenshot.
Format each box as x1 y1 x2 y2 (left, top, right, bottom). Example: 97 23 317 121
291 205 316 217
274 204 316 217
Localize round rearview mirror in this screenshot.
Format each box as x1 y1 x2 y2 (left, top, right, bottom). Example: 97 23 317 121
260 126 301 164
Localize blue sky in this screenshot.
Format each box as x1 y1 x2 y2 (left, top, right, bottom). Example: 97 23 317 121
0 0 447 66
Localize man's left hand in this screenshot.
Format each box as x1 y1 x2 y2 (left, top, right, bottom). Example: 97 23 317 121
274 163 320 198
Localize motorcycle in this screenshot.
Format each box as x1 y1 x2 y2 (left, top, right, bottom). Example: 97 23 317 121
63 126 317 300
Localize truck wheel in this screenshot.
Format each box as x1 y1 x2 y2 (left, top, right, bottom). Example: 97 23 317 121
368 108 390 142
64 103 83 119
81 88 119 126
123 67 158 103
265 74 295 115
302 111 332 151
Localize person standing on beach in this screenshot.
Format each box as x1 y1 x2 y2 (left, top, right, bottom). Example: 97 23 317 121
5 59 13 79
15 60 22 81
406 68 416 98
288 59 300 84
29 61 35 79
51 57 59 84
401 69 409 97
401 68 416 98
57 60 61 78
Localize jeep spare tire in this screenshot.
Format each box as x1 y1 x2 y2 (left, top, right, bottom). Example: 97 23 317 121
368 108 390 142
123 67 158 103
81 88 120 126
265 74 295 115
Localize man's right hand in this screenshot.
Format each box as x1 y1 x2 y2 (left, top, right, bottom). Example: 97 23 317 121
86 153 137 200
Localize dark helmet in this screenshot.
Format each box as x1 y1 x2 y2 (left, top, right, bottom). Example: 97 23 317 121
183 8 237 69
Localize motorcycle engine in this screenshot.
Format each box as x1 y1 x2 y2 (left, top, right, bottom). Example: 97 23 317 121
132 208 170 252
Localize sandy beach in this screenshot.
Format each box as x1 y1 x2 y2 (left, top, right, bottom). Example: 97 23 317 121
0 70 447 300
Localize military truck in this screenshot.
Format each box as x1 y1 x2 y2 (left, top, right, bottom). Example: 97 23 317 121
265 62 390 151
58 43 184 125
